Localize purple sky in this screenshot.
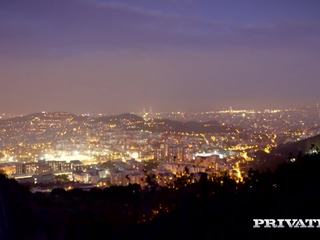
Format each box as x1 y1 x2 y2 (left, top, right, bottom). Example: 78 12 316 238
1 0 320 114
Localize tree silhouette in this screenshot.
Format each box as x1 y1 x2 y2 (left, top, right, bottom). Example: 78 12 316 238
0 153 320 239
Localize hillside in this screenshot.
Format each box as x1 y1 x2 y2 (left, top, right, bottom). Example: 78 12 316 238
1 153 320 239
275 134 320 156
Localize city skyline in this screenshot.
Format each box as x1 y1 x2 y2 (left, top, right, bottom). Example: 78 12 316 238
1 0 320 114
1 104 319 118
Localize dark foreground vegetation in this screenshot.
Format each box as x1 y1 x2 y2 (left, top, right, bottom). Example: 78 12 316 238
1 153 320 240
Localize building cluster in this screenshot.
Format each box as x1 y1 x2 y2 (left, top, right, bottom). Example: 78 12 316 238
0 106 319 191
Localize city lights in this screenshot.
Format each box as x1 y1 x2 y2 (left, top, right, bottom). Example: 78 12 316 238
0 106 318 189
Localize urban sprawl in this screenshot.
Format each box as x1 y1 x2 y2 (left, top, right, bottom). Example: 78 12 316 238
0 106 319 192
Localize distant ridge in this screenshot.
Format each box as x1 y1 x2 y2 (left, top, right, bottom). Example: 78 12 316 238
0 112 230 134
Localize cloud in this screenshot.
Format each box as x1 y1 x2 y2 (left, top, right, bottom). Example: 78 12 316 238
0 0 319 58
90 0 169 18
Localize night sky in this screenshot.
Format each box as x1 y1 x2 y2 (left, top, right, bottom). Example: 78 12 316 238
1 0 320 114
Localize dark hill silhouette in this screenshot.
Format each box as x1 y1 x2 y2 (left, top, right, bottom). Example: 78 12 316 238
252 134 320 171
275 134 320 156
95 113 144 123
147 119 229 133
